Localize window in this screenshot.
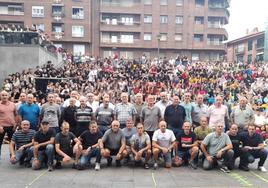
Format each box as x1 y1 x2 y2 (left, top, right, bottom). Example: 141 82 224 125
160 15 168 24
32 6 44 17
52 23 64 33
160 33 167 41
121 17 134 25
175 33 182 41
257 37 264 49
52 5 64 16
144 0 152 5
175 16 183 24
192 53 199 61
194 34 203 42
160 0 168 6
248 40 253 51
111 35 118 43
72 7 84 19
72 26 84 37
120 51 134 59
144 33 152 41
195 0 204 7
176 0 183 6
111 18 118 25
33 24 44 31
195 17 204 24
103 50 113 58
73 44 85 56
236 44 245 53
120 35 134 43
144 14 152 23
248 54 252 63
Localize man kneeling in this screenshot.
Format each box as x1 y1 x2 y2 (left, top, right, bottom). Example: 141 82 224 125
10 120 35 167
55 122 81 169
152 121 176 169
100 120 128 167
130 123 151 169
78 121 103 170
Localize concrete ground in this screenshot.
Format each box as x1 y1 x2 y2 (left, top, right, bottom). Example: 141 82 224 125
1 145 268 188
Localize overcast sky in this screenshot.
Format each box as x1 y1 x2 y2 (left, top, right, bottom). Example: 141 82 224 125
225 0 268 41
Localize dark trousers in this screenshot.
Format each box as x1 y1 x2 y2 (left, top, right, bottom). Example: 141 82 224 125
240 148 268 167
0 126 14 155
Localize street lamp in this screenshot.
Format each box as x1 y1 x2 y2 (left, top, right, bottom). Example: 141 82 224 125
157 33 161 63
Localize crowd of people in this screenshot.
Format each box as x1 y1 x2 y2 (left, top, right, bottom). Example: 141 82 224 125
0 24 58 54
0 56 268 173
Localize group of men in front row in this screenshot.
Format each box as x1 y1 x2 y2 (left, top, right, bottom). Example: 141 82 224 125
10 116 268 173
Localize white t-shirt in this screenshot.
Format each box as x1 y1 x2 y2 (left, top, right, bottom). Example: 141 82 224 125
152 129 176 148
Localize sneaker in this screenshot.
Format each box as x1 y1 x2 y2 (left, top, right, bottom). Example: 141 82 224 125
48 165 53 172
153 163 158 170
107 157 112 166
115 160 121 167
258 166 267 172
144 163 150 169
220 166 230 173
95 163 100 171
239 165 249 171
189 161 197 169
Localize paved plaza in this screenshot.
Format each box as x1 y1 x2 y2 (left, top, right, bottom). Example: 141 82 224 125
0 145 268 188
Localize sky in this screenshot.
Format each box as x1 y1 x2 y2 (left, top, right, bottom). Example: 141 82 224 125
225 0 268 41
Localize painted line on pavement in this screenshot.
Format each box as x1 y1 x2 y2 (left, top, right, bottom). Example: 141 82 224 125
228 172 253 187
250 171 268 184
151 172 157 188
25 170 48 188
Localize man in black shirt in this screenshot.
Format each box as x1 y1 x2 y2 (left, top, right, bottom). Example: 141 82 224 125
78 121 103 170
61 98 77 134
164 95 186 136
175 122 198 169
55 122 81 169
32 121 55 171
227 124 242 170
240 125 268 172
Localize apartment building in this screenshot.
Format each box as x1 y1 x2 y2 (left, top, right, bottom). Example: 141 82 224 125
0 0 230 60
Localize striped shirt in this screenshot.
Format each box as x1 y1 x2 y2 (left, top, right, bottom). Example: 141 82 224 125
11 129 35 148
76 106 93 123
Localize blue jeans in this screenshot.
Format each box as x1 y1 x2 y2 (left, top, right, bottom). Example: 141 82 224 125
80 148 101 166
15 147 34 163
240 148 268 167
37 144 54 166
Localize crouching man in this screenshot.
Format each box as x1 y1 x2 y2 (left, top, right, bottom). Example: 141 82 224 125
130 123 151 169
10 120 35 167
55 122 81 169
152 121 176 169
99 120 128 167
78 121 103 170
201 124 233 173
32 121 55 171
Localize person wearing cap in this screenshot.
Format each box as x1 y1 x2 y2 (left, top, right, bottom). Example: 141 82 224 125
99 120 128 167
9 120 35 167
55 122 81 169
32 120 55 171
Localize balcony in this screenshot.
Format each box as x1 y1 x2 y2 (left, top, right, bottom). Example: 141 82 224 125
208 7 229 23
0 4 24 16
100 2 142 14
51 32 64 40
100 38 141 48
207 28 228 39
100 21 141 32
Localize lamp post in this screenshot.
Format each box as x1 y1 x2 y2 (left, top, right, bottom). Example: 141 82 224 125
157 33 161 63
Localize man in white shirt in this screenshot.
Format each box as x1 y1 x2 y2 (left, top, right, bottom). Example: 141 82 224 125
152 121 176 169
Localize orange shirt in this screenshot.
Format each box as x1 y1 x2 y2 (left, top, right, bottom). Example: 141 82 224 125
0 101 17 127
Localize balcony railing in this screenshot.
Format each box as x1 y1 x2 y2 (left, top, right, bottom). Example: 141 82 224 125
100 20 140 26
101 38 140 44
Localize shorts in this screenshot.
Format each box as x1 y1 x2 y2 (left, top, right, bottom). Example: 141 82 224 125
56 148 74 161
178 150 190 160
160 152 172 165
108 148 120 156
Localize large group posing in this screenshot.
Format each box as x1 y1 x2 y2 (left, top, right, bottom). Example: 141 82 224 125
0 56 268 173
